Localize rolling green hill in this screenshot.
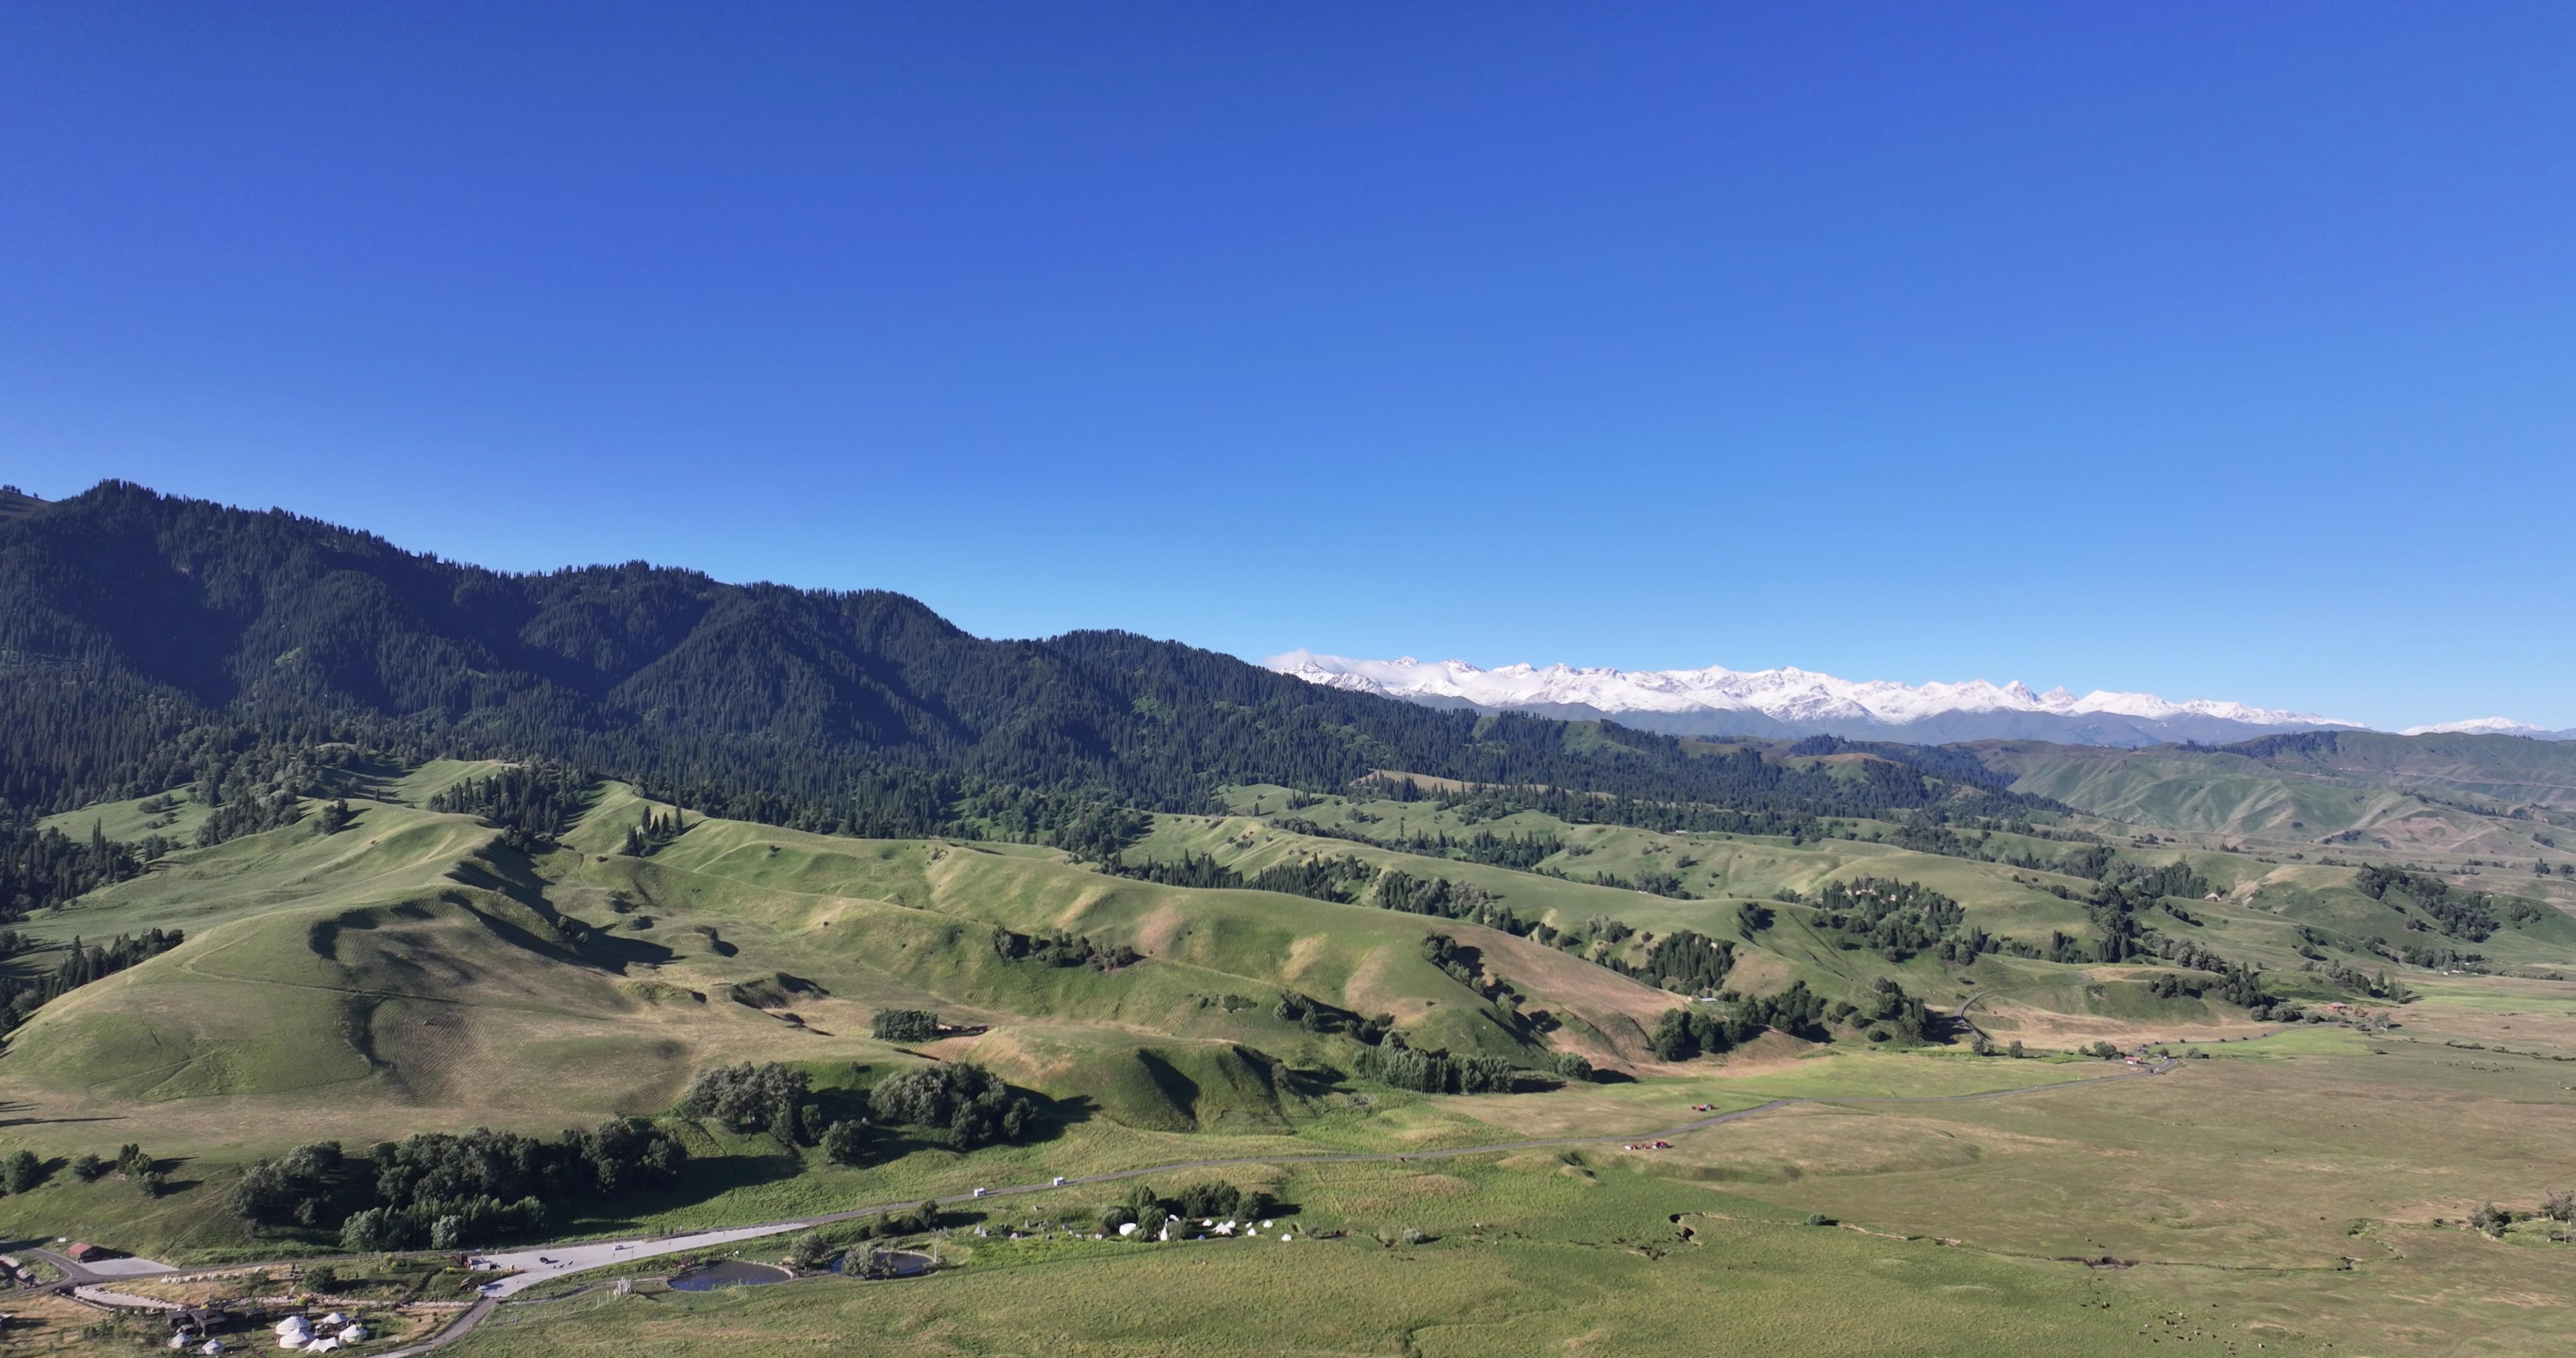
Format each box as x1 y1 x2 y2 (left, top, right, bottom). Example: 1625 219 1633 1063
1977 738 2576 860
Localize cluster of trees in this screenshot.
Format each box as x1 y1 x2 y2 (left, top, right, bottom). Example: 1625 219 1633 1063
1833 977 1934 1044
1244 855 1380 902
1598 928 1737 995
1649 1006 1758 1061
2 1142 159 1197
1102 851 1242 889
427 763 594 842
869 1008 940 1042
196 788 310 847
868 1062 1035 1150
1416 933 1535 1022
2354 866 2544 942
1351 1042 1522 1094
1378 828 1562 869
991 927 1142 972
2372 940 2487 972
621 806 690 857
1097 1178 1284 1238
1102 850 1389 906
0 819 167 921
1041 802 1153 861
63 1143 163 1194
788 1201 944 1268
1373 871 1532 935
230 1121 688 1248
1648 980 1831 1059
0 928 185 1031
2143 963 2263 1006
1557 866 1696 899
1809 877 1968 962
2304 959 2411 1002
683 1062 818 1142
678 1061 869 1164
1271 990 1394 1044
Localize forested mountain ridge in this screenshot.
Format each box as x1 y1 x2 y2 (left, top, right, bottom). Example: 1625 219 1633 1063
0 483 2035 828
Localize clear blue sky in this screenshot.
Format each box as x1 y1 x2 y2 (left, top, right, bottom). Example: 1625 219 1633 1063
5 5 2571 729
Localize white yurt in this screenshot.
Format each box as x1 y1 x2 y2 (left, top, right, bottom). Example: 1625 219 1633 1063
337 1325 368 1343
318 1313 350 1329
274 1317 309 1336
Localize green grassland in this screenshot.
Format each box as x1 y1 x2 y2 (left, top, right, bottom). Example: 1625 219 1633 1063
7 762 2576 1356
448 1080 2576 1358
37 783 213 845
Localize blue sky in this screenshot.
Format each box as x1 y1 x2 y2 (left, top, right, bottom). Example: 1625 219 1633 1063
5 5 2571 729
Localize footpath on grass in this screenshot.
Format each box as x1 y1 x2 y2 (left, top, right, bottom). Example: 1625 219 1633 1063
60 1057 2183 1356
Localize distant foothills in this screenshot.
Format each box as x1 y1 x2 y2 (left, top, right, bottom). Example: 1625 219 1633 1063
1266 654 2574 749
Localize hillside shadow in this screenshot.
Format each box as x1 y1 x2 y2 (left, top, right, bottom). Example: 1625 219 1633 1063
0 1099 129 1129
573 1150 810 1233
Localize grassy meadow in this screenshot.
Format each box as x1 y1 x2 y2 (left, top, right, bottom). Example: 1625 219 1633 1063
3 761 2574 1354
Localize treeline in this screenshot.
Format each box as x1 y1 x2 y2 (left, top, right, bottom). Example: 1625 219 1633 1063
1647 980 1832 1059
228 1122 689 1249
685 1059 1042 1156
2354 865 2544 942
992 927 1142 972
0 819 166 922
0 928 184 1030
2 483 2068 840
1599 929 1738 994
1351 1043 1522 1094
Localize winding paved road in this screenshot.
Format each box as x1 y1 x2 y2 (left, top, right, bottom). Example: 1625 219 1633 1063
57 1058 2176 1355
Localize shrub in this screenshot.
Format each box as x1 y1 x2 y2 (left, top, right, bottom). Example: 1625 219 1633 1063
820 1120 869 1165
870 1009 939 1043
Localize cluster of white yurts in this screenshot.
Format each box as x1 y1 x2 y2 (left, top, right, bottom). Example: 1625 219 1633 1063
269 1312 369 1351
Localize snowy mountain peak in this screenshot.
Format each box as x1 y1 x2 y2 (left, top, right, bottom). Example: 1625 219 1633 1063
1264 651 2366 747
2400 717 2548 737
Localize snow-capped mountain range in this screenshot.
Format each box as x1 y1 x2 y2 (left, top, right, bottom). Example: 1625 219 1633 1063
1265 652 2571 747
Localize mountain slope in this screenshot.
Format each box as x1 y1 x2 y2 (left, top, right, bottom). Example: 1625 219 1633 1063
1268 651 2359 747
0 483 2033 827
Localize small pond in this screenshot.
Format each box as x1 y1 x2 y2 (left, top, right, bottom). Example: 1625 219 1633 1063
668 1260 793 1292
838 1249 934 1279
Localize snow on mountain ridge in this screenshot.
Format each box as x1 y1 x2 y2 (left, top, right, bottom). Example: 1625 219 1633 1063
1263 650 2361 731
2399 717 2548 736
